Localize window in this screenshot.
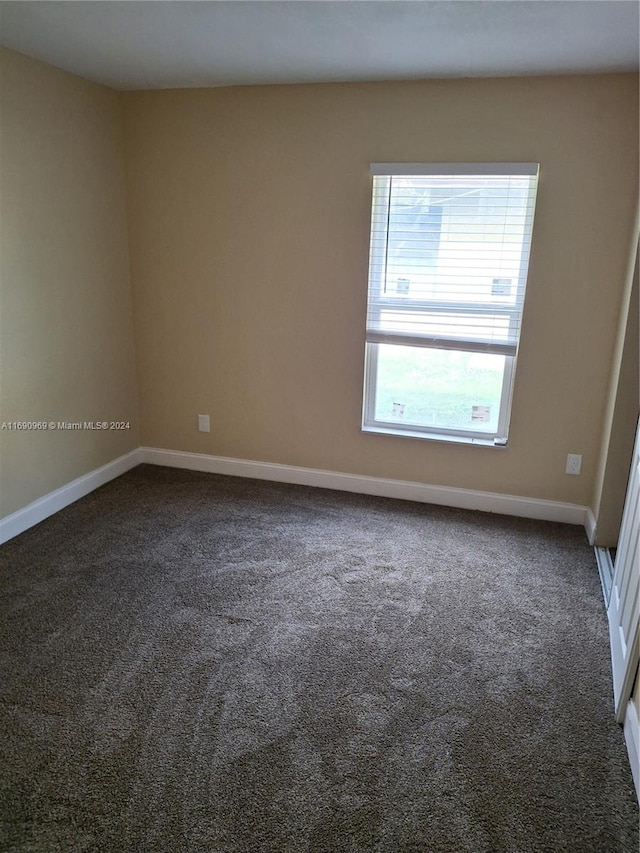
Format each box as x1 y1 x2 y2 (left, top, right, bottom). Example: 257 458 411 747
362 163 539 445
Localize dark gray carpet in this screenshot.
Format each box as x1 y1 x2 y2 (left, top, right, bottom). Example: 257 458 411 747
0 464 637 852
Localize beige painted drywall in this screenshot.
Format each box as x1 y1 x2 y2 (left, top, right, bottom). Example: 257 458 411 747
592 240 639 547
122 75 638 506
0 49 139 517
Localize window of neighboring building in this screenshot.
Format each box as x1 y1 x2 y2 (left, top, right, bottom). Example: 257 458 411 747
362 163 539 445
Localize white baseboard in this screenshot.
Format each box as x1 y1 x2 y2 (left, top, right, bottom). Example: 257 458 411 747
623 697 640 804
139 447 589 527
1 446 592 544
0 449 142 544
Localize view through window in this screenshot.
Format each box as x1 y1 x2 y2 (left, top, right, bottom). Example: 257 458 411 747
362 163 539 444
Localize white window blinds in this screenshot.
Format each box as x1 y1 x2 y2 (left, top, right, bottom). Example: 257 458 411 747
366 163 539 356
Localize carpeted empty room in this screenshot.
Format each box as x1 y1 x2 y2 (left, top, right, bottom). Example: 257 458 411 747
0 464 637 852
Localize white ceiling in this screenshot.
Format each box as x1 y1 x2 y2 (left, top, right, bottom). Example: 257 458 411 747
1 1 638 91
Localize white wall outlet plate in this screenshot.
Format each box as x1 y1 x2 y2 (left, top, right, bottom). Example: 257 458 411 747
198 414 210 433
566 453 582 475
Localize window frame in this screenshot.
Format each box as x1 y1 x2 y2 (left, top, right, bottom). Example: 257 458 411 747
361 163 539 446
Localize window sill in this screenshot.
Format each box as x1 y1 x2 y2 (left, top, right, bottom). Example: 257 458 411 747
361 424 508 448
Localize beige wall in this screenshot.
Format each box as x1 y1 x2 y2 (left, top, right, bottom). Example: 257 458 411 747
1 59 636 518
592 242 639 547
0 49 139 517
122 74 638 505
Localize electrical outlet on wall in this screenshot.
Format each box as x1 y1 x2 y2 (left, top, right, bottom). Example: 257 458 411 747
566 453 582 475
198 414 210 433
